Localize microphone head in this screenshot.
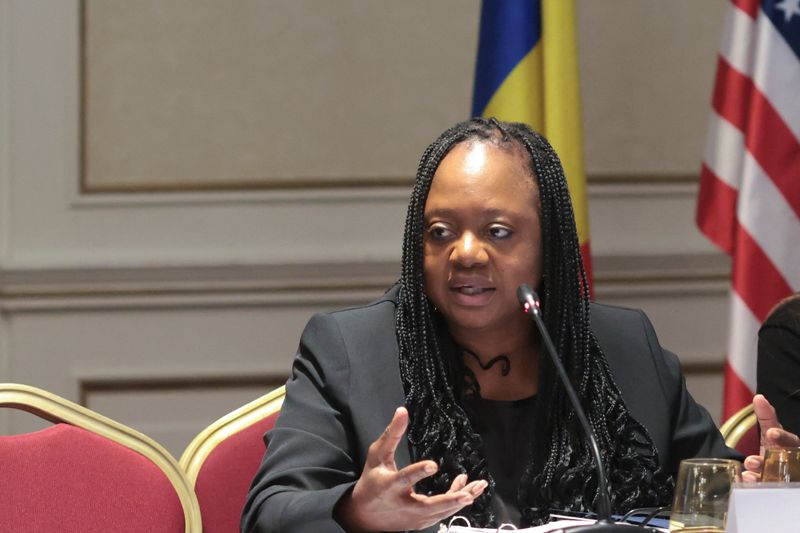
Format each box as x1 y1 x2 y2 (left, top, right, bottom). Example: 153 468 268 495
516 284 540 314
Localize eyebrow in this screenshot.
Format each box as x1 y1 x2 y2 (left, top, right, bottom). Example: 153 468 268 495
424 207 520 220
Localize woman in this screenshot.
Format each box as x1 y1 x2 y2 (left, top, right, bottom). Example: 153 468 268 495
242 119 756 533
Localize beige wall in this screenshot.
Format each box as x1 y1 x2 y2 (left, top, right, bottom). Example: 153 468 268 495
0 0 730 457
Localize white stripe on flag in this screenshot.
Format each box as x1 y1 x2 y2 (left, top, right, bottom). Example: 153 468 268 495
703 112 745 190
719 3 756 77
752 10 800 141
737 152 800 291
727 289 760 393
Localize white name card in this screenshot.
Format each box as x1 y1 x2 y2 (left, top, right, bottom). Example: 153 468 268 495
726 482 800 533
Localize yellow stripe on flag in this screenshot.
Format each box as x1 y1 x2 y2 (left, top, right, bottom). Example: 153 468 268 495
541 0 589 247
482 45 544 133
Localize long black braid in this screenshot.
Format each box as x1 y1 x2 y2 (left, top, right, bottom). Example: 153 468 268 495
396 118 673 527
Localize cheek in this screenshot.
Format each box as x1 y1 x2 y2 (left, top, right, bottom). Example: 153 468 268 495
422 254 437 293
422 252 451 305
423 243 447 274
513 247 543 283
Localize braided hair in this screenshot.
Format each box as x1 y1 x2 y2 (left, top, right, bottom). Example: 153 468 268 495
396 118 673 526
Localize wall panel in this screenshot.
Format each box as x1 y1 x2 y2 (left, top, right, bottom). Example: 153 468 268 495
1 0 734 455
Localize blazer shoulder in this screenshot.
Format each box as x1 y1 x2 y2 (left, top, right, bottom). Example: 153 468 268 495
590 301 654 334
588 301 668 382
325 284 399 329
590 301 647 318
302 285 400 370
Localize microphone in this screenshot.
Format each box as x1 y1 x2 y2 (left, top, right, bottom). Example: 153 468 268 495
516 284 659 532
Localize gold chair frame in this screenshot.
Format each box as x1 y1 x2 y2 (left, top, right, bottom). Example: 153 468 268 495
179 385 285 485
719 403 758 449
0 383 202 533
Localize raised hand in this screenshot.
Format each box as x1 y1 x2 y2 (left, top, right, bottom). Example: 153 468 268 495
335 407 488 532
742 394 800 482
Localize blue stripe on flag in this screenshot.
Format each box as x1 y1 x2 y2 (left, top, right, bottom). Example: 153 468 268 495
761 0 800 62
471 0 542 117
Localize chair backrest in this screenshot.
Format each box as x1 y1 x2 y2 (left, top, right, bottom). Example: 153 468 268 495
719 403 759 456
0 383 201 533
180 386 285 533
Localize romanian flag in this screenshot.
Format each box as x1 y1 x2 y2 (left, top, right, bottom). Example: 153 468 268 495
472 0 592 281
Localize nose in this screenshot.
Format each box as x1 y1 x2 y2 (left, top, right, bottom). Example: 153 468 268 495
451 232 489 268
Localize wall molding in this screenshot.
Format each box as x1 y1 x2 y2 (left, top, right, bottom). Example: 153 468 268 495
0 261 397 312
79 374 285 407
589 173 698 185
65 173 698 209
0 250 729 312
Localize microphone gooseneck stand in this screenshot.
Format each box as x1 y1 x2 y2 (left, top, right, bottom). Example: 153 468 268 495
516 284 661 532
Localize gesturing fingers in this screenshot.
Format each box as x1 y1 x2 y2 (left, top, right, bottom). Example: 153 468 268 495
401 492 477 532
753 395 800 448
446 474 468 493
463 479 489 499
408 488 475 512
394 460 438 492
765 427 800 448
368 407 410 467
409 478 489 509
754 394 782 438
742 470 761 483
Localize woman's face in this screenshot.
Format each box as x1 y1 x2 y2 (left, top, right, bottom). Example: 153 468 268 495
422 140 543 338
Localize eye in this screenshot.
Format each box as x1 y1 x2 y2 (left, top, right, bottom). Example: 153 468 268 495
428 223 454 241
488 225 513 240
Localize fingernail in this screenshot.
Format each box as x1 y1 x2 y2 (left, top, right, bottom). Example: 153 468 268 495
768 429 781 439
425 463 437 474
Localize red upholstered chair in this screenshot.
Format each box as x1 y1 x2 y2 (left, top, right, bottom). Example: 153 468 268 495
0 383 201 532
720 403 759 457
180 386 285 533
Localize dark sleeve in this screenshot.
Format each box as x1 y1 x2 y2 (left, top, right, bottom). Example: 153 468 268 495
241 313 358 533
757 326 800 436
619 308 742 473
659 344 743 472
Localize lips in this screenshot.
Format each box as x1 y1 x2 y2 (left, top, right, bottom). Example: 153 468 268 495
449 282 495 306
454 286 492 295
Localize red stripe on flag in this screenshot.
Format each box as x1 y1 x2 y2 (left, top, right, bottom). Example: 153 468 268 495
731 0 759 20
711 57 800 219
723 359 755 420
696 164 738 255
580 240 593 299
711 56 751 133
746 92 800 220
731 224 794 322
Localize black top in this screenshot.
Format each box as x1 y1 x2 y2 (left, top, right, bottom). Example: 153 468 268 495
461 394 537 526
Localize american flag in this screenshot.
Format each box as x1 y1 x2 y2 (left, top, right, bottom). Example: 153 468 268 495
697 0 800 438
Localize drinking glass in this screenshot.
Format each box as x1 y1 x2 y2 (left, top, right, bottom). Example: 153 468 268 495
669 458 742 532
761 446 800 482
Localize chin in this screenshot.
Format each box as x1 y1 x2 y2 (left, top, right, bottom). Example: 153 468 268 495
441 309 497 332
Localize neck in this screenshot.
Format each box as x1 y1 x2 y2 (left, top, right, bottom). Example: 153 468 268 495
450 319 540 401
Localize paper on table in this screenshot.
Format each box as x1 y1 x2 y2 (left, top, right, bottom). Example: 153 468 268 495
439 516 594 532
438 515 669 532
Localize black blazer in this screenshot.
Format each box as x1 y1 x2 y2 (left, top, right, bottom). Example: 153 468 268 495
242 286 737 533
757 299 800 435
